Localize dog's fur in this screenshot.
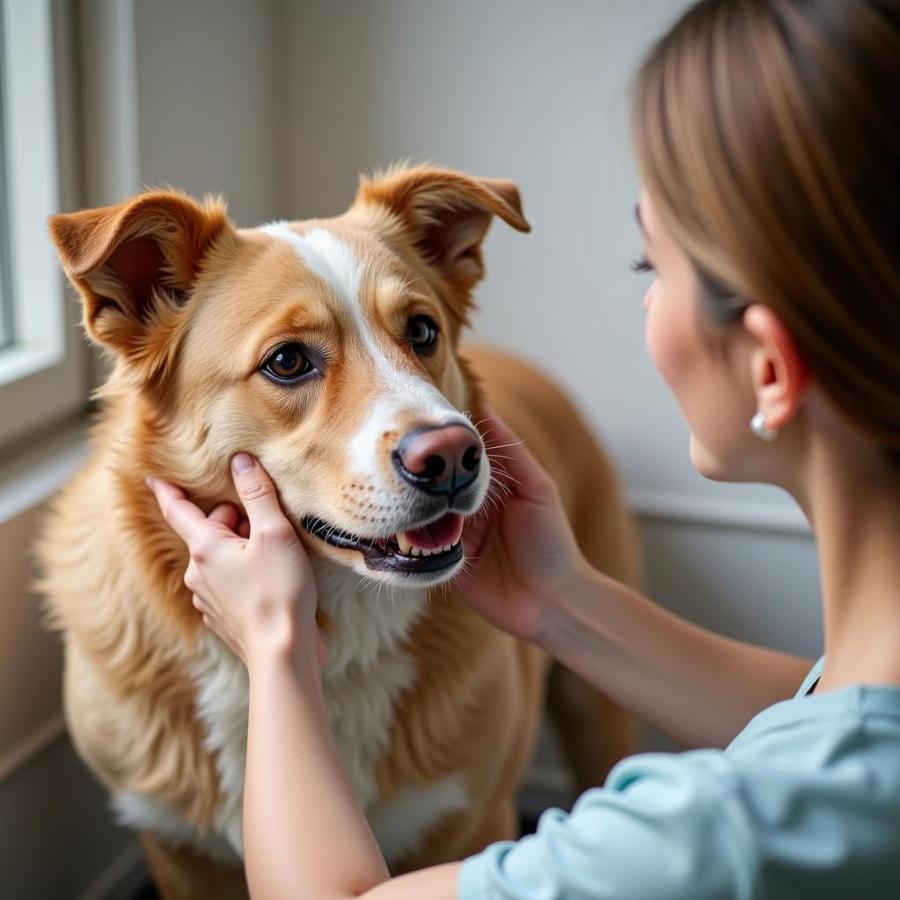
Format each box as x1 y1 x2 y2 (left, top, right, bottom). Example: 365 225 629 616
39 166 639 899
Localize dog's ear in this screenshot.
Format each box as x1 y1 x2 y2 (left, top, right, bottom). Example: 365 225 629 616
352 165 530 291
49 190 233 369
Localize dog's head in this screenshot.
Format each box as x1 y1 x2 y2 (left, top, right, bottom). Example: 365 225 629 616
50 166 529 586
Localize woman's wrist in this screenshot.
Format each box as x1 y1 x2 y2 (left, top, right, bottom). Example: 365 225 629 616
247 633 323 697
531 554 600 650
244 608 317 672
535 557 631 669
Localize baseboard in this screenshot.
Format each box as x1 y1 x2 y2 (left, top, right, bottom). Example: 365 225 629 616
0 712 66 785
78 840 150 900
628 487 810 536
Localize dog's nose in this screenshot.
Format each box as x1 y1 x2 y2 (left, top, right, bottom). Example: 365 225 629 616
394 424 482 496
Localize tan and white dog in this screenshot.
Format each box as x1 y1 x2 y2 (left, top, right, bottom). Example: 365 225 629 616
39 166 639 899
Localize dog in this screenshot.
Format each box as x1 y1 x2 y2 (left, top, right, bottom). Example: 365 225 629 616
39 165 639 899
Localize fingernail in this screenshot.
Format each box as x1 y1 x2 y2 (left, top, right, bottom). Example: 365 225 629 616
232 453 254 474
145 476 156 489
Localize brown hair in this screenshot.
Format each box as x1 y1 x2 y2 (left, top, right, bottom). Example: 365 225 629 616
632 0 900 460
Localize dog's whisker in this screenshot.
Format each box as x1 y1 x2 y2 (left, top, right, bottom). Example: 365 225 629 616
487 469 519 492
483 439 527 451
492 470 522 487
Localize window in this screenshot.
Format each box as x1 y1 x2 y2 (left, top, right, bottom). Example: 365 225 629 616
0 7 12 352
0 0 86 450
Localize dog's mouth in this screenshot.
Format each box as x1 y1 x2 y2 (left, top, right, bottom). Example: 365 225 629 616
301 512 465 577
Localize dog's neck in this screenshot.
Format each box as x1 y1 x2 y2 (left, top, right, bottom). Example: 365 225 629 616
187 553 429 856
311 555 428 681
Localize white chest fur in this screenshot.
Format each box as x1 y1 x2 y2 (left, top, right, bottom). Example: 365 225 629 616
113 559 465 865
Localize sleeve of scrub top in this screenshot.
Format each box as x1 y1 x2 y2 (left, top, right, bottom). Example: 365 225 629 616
458 749 758 900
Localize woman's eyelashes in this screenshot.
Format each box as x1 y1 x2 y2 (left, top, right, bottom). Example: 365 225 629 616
631 255 655 274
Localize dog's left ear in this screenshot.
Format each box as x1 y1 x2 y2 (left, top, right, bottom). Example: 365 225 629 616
352 164 530 290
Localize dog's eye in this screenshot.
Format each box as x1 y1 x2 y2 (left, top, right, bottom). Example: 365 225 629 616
408 315 439 354
261 343 315 383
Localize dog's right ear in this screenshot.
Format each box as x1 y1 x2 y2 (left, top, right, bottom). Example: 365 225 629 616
49 190 233 369
352 165 530 294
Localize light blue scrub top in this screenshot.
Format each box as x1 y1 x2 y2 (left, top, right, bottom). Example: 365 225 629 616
458 657 900 898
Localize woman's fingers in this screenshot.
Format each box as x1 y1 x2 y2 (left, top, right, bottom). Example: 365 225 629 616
184 561 203 594
461 512 491 559
208 502 241 531
230 453 292 536
148 478 241 561
478 407 553 501
147 477 210 546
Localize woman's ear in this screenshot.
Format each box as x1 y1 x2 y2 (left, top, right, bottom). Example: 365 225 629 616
742 303 810 431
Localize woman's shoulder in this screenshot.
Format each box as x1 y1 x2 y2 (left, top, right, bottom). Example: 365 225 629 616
730 653 900 753
601 671 900 822
722 674 900 799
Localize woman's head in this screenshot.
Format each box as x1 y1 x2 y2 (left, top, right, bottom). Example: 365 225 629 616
631 0 900 483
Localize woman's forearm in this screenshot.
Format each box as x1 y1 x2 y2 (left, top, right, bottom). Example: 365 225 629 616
242 646 463 900
243 646 389 900
540 564 812 748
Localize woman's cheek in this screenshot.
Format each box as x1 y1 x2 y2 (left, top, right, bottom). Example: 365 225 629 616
644 285 677 385
644 288 703 410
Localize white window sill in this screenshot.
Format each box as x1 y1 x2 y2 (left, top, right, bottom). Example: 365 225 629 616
0 416 90 525
0 344 63 387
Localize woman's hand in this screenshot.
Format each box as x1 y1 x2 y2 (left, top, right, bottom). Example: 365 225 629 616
148 453 321 669
456 410 590 644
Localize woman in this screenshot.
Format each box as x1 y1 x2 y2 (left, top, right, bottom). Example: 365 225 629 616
149 0 900 896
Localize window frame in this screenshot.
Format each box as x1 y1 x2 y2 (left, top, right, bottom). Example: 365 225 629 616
0 5 13 352
0 0 87 451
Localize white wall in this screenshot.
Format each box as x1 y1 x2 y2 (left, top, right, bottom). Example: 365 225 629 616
134 0 280 226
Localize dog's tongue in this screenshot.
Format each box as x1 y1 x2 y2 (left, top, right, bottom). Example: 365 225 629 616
402 513 464 551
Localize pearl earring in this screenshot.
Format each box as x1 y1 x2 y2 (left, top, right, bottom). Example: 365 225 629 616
750 411 778 442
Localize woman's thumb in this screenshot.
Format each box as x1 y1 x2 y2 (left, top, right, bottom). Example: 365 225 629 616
231 453 281 529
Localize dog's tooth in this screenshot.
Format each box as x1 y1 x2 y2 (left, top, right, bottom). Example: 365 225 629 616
396 533 412 555
421 547 433 557
411 546 422 557
444 544 453 553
